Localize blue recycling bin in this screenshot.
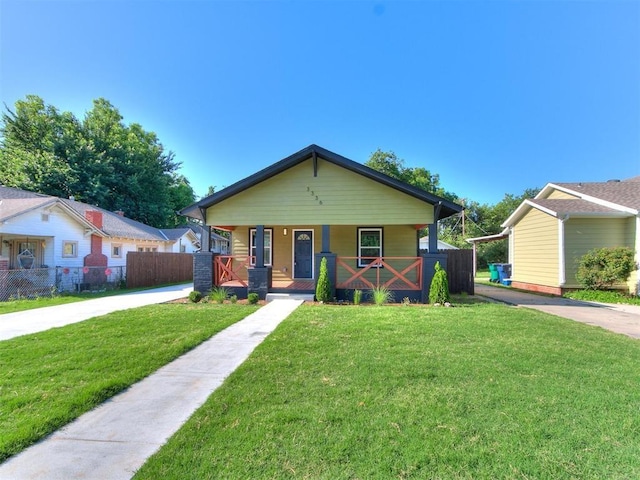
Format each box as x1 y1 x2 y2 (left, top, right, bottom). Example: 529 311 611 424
496 264 512 285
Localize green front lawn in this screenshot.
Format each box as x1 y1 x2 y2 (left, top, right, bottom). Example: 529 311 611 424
136 304 640 479
0 303 258 461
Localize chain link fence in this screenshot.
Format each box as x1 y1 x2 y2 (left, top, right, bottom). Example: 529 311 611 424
0 266 127 302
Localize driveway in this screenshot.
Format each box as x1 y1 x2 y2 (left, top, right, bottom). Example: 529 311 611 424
475 283 640 339
0 283 193 341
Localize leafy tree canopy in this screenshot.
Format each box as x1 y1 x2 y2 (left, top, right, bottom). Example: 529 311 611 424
0 95 195 228
365 148 540 268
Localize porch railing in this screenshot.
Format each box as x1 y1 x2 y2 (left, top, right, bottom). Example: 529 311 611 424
336 257 422 291
214 255 254 287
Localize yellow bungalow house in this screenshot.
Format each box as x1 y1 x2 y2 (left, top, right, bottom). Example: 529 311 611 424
499 177 639 295
180 145 462 302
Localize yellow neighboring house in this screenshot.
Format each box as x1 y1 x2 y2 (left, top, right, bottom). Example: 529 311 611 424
501 176 640 295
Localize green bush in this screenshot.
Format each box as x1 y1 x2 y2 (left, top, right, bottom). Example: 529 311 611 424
429 261 450 304
248 292 260 305
352 289 362 305
369 286 394 306
315 257 332 303
576 247 636 290
209 286 230 304
229 294 238 304
188 291 203 303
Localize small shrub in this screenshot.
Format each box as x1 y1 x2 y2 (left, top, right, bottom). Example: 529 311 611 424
315 257 332 303
429 261 450 304
370 285 394 306
248 292 260 305
402 296 411 306
188 290 203 303
576 247 636 290
229 294 238 304
353 289 362 305
209 286 230 303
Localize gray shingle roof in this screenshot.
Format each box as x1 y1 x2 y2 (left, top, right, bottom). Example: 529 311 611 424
529 199 622 216
1 185 171 242
552 177 640 211
60 199 169 241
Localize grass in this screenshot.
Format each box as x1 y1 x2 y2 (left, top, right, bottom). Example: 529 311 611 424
0 303 258 461
0 284 188 315
564 289 640 305
135 303 640 479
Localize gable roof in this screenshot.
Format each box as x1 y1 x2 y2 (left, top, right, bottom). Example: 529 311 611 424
544 177 640 212
502 176 639 227
180 144 462 222
0 185 174 243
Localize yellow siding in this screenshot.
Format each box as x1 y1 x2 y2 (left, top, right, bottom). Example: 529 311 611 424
545 190 578 200
564 217 635 289
206 158 434 226
512 207 559 286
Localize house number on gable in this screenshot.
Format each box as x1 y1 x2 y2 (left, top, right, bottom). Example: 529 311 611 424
306 186 323 205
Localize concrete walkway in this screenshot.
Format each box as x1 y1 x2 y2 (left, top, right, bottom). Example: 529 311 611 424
0 298 304 480
475 283 640 339
0 283 193 341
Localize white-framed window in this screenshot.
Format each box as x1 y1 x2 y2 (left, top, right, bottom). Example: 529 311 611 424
41 213 49 222
62 241 78 258
137 246 158 252
250 228 272 266
112 244 122 258
180 244 186 253
358 227 382 267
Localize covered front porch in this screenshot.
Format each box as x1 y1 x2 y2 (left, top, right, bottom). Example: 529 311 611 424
195 223 446 303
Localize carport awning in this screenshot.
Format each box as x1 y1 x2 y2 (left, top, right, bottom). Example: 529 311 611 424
466 229 509 245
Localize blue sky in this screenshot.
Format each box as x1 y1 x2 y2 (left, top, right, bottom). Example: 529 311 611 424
1 0 638 206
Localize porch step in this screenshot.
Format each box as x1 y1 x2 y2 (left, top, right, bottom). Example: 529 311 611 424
266 293 315 302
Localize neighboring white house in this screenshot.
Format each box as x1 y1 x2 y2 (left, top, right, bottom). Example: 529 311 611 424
187 224 230 254
419 236 458 252
0 186 199 297
0 186 196 268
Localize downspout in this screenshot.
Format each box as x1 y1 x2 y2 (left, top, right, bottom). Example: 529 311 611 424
558 215 569 287
635 216 640 295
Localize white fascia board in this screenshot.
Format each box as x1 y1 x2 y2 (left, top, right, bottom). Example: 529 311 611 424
501 199 558 228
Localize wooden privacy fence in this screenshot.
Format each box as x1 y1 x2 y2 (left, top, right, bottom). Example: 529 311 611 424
126 252 193 288
444 249 474 295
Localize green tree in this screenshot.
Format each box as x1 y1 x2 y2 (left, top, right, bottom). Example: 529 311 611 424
429 261 450 304
365 149 455 200
315 257 332 302
0 96 194 228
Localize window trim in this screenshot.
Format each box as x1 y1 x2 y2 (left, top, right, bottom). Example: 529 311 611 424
137 246 158 252
112 244 122 258
62 241 78 258
249 228 273 266
357 227 383 268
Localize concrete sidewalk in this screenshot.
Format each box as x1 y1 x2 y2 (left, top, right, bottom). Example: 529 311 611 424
475 283 640 339
0 283 193 341
0 298 304 480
